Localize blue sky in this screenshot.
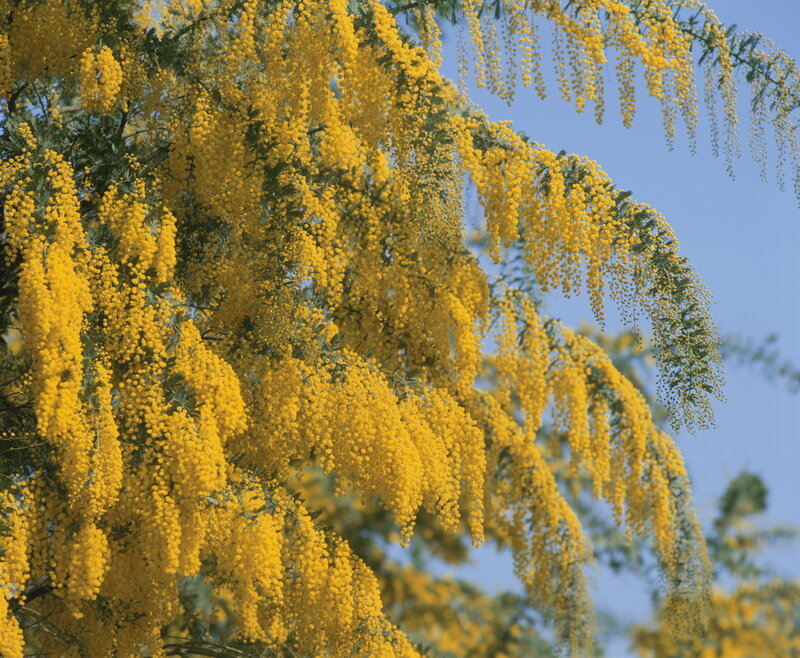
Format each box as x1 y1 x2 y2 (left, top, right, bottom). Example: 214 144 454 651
428 1 800 651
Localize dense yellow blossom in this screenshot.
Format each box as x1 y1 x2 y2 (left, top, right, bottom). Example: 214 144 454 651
0 492 29 658
0 0 95 84
78 45 124 114
0 0 790 655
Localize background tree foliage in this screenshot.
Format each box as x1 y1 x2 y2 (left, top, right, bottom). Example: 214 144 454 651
0 0 797 656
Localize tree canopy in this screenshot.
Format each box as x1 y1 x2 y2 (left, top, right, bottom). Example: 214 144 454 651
0 0 797 656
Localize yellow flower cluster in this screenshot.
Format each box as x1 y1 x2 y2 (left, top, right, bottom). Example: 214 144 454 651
205 483 286 642
154 0 491 401
481 385 594 650
184 92 263 222
0 0 96 84
0 492 29 658
453 114 624 320
1 136 96 510
242 351 485 545
0 33 11 98
0 125 423 653
78 45 124 114
481 296 593 644
552 327 701 567
286 501 418 657
197 483 420 655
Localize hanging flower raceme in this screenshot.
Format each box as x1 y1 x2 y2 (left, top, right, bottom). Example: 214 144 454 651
78 45 124 114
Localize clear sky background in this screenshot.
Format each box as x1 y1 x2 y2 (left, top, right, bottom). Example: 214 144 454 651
428 1 799 653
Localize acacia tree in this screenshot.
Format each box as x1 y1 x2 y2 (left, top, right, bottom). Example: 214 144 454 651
0 0 797 656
